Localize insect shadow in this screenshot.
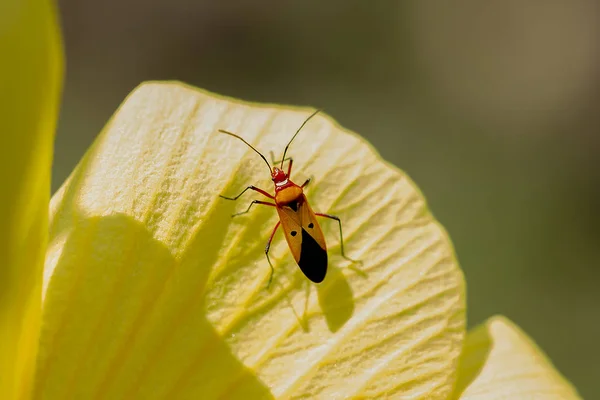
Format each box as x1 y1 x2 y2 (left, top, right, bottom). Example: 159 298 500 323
316 263 355 333
282 259 356 334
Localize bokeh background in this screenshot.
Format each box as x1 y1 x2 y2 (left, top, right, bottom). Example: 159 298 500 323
55 1 599 397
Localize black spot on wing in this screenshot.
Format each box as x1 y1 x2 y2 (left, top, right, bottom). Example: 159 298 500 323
298 228 328 283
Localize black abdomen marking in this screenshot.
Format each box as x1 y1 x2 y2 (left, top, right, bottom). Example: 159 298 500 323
298 229 327 283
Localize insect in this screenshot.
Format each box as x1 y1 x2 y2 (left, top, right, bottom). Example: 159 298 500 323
219 109 360 287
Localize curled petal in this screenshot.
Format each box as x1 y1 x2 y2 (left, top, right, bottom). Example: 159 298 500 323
38 83 465 399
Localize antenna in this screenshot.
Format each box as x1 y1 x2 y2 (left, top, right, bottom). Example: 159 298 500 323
219 129 272 175
280 109 322 169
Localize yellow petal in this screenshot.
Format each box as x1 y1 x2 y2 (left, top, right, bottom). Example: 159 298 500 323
454 316 581 399
37 82 465 399
0 0 62 398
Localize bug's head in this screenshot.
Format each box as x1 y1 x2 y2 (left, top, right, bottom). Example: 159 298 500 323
271 167 288 184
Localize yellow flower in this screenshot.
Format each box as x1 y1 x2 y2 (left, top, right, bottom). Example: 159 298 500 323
0 0 62 398
1 3 581 399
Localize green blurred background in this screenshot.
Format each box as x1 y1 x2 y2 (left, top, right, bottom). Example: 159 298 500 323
55 1 599 397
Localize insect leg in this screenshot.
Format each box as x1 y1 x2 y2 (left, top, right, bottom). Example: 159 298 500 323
269 150 293 175
315 213 362 264
265 221 281 288
269 151 292 166
232 200 276 217
220 185 274 201
300 178 311 188
269 151 276 164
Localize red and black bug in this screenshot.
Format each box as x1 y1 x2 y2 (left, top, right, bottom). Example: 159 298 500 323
219 110 360 287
